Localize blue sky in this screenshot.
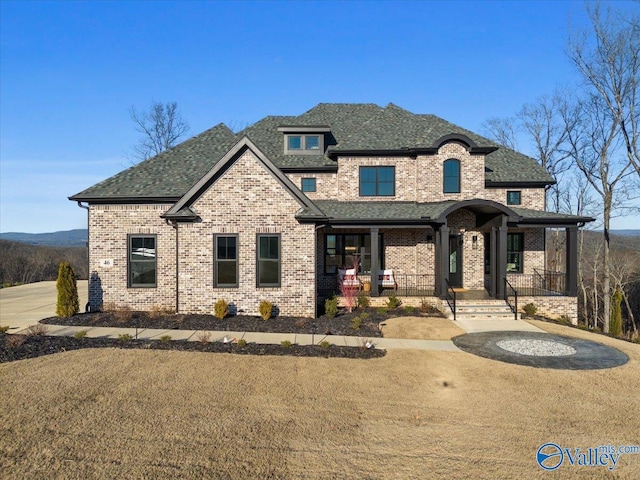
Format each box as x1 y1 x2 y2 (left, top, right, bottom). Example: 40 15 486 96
1 0 637 233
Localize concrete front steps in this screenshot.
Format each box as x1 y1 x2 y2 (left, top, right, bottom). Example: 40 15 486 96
445 299 520 321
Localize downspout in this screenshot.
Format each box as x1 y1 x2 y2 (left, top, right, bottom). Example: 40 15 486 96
76 202 90 311
166 219 179 313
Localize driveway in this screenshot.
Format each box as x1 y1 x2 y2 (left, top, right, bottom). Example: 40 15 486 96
0 281 88 332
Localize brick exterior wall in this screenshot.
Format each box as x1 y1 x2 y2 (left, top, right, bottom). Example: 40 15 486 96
178 150 317 318
518 296 578 325
87 204 176 311
285 172 337 200
484 187 545 211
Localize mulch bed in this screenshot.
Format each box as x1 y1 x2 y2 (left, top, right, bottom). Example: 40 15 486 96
0 333 386 364
40 306 428 338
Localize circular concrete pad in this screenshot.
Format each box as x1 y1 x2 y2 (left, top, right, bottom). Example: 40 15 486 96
452 331 628 370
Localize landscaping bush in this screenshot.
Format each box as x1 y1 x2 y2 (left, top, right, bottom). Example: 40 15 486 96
0 325 9 334
522 303 538 316
610 289 623 336
118 333 133 342
558 315 571 325
237 338 247 348
214 299 229 319
281 340 292 349
56 261 79 318
325 296 339 318
198 331 211 344
351 317 362 330
27 324 49 336
73 330 88 339
259 300 273 320
319 340 331 350
357 293 370 308
160 335 172 343
404 306 416 314
386 294 402 309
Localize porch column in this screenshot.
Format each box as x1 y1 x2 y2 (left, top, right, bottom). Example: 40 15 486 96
488 227 496 297
435 225 449 298
495 223 507 299
369 228 380 297
565 226 578 296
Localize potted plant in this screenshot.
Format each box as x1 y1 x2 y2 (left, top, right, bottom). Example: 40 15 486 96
362 280 371 293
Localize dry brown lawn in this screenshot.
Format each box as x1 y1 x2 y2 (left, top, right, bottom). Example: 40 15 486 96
381 315 466 340
2 322 640 479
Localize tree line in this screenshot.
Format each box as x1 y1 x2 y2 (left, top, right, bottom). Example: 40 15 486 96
485 2 639 335
0 240 88 287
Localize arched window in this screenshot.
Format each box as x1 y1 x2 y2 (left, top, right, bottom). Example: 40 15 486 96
443 159 460 193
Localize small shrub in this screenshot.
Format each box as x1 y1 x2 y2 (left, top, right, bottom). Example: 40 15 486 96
351 317 362 330
359 338 374 349
558 315 571 325
56 261 79 318
114 305 133 323
213 299 229 319
377 307 388 314
160 335 172 343
0 325 10 334
7 335 25 348
118 333 133 342
73 330 88 339
102 301 118 312
404 305 416 314
294 318 309 328
420 299 441 314
27 324 49 336
198 331 211 344
359 312 370 320
281 340 292 349
259 300 273 320
319 340 331 350
325 296 339 318
522 303 538 316
149 305 173 319
237 338 247 348
386 294 402 309
357 294 370 308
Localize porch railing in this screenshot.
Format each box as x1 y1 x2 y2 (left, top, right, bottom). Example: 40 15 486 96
445 278 456 321
506 270 566 296
320 273 435 299
504 277 518 321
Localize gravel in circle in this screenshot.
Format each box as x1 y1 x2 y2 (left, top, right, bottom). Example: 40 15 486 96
496 339 577 357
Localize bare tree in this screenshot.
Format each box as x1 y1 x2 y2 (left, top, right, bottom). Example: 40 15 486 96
568 4 640 181
482 116 519 150
566 3 640 332
130 101 190 162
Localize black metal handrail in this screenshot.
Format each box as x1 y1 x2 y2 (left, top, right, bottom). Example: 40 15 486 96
504 277 518 321
445 278 456 321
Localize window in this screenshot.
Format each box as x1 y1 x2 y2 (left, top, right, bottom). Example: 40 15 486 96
284 134 324 154
214 235 238 287
128 235 156 287
324 233 383 274
301 177 316 192
359 166 395 196
257 234 280 287
507 233 524 273
507 191 521 205
288 135 302 150
443 159 461 193
305 136 319 150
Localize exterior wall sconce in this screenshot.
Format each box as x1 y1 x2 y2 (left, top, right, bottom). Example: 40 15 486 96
472 235 478 249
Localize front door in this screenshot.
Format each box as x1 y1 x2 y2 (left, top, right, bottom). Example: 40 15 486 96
449 235 463 287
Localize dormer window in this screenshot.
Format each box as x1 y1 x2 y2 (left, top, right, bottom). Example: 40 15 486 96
278 125 330 155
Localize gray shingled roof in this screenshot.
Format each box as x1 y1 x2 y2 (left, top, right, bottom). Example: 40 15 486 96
70 103 553 201
301 200 592 225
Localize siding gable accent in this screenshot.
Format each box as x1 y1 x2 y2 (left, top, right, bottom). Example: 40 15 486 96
164 136 324 219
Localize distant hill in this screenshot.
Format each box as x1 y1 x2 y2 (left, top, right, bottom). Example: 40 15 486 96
0 229 88 247
611 229 640 237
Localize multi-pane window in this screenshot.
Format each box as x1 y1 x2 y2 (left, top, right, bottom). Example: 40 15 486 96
507 190 522 205
359 166 395 196
257 234 280 287
507 233 524 273
286 135 321 153
301 177 316 192
324 233 383 274
214 235 238 287
128 235 156 287
443 159 461 193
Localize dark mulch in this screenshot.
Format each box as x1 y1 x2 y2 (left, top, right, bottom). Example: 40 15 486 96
0 333 386 364
40 306 431 338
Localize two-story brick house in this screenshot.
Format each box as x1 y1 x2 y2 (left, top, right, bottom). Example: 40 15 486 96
70 103 593 321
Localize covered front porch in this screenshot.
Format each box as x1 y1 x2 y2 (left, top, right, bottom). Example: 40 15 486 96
309 199 591 319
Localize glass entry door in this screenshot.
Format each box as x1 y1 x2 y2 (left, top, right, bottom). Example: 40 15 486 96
449 235 463 287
